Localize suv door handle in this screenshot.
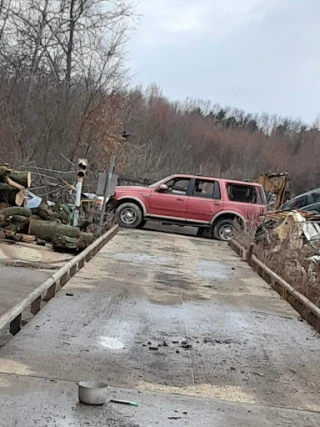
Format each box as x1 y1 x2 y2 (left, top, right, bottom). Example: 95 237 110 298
213 202 222 206
176 198 184 201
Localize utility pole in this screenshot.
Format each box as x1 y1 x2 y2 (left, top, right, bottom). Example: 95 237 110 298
98 155 116 235
73 159 88 226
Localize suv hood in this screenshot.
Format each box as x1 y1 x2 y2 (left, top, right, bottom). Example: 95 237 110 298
115 185 149 192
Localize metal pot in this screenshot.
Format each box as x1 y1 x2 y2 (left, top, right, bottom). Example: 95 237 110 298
78 381 108 406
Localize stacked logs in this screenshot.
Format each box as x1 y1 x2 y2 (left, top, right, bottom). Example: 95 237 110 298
0 165 95 252
0 166 31 208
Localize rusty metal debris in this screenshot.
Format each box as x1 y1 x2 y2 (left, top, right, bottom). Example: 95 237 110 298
255 208 320 250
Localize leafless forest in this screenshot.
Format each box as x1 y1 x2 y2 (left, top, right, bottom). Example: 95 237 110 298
0 1 319 196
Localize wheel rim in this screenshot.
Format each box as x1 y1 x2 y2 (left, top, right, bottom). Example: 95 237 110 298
120 208 137 225
219 224 234 241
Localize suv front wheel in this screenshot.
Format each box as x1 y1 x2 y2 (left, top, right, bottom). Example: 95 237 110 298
213 218 235 241
116 203 144 228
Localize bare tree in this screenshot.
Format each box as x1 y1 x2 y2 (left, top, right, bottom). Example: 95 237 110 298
0 0 135 177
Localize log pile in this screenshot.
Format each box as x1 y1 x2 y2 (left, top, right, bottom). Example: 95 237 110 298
0 164 95 253
0 166 30 207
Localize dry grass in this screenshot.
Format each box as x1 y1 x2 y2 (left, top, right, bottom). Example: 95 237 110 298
234 228 320 308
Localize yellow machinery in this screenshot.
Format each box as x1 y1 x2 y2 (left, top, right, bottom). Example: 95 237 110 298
256 172 290 210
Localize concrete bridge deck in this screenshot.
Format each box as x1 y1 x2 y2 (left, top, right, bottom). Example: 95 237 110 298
0 230 319 426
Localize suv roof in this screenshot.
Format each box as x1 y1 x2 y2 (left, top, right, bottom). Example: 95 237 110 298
164 174 260 186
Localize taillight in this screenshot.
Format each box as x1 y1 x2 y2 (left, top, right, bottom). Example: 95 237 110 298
96 200 102 206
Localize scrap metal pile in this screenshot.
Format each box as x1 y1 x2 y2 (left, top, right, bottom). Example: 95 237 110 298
253 172 320 250
0 163 106 253
255 209 320 250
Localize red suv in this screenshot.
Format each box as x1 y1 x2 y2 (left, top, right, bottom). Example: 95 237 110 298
111 174 266 240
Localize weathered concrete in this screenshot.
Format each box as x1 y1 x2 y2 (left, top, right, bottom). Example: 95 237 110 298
1 373 319 427
0 230 319 426
0 241 72 317
0 266 49 317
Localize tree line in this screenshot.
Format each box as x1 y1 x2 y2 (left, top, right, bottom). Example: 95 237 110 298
123 85 320 196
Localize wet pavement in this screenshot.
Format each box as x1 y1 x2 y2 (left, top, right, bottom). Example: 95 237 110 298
0 229 319 426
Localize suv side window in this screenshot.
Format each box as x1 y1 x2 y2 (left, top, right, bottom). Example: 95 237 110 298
192 179 221 199
227 184 258 204
164 178 191 195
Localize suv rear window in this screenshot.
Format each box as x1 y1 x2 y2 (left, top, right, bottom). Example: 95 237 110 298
227 184 258 204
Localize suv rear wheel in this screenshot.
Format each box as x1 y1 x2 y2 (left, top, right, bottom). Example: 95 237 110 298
116 203 143 229
213 218 235 241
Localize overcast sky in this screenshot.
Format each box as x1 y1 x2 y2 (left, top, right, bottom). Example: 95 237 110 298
128 0 320 124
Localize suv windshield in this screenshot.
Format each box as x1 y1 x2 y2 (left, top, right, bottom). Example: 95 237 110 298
149 176 174 188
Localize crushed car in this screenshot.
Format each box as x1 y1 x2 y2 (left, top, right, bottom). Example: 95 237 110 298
280 188 320 211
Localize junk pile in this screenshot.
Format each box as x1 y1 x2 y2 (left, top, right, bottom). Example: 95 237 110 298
255 209 320 250
0 164 101 253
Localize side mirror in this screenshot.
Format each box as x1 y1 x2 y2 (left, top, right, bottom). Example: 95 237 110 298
158 184 168 192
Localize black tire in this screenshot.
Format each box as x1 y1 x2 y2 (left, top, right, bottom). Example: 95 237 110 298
213 218 235 241
137 219 147 229
197 227 205 237
116 203 143 229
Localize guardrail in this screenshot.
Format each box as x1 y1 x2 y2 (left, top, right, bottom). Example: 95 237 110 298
229 239 320 332
0 225 119 335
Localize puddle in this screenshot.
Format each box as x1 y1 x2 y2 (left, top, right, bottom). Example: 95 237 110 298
107 253 172 265
197 260 229 280
99 337 125 350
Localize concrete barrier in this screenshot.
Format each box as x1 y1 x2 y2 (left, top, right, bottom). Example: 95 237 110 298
229 239 320 333
0 225 119 335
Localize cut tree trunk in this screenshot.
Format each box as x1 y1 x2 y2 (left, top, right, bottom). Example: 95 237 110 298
52 232 94 252
19 234 36 243
0 166 11 183
28 218 80 242
6 177 24 191
0 167 31 188
11 215 30 224
8 170 31 188
3 230 20 241
0 207 31 217
0 202 9 210
33 201 69 224
32 201 52 220
0 183 24 206
5 215 30 233
77 232 95 248
36 238 46 246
